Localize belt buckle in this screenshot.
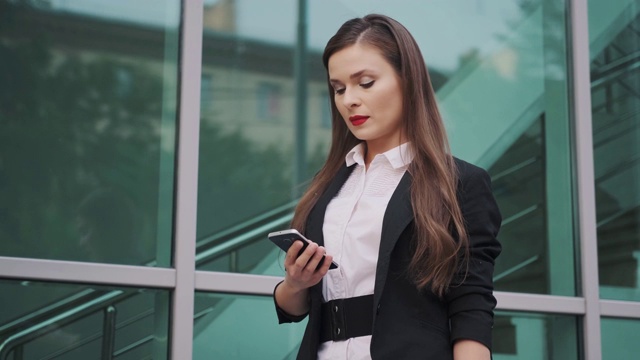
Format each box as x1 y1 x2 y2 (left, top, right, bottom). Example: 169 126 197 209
330 298 348 341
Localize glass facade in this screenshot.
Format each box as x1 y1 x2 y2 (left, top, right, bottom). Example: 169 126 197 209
0 0 180 267
1 0 639 359
601 318 640 360
590 0 640 302
195 0 579 296
192 292 306 359
494 312 579 359
0 280 170 359
196 0 305 275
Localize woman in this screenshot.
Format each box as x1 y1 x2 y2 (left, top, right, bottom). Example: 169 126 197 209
273 14 501 360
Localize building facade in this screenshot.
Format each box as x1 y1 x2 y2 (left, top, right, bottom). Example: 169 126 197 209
0 0 639 358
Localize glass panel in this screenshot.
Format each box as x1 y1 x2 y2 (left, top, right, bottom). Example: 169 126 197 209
602 317 640 360
589 0 640 301
0 279 170 360
0 1 180 266
196 2 578 295
192 292 306 360
493 311 579 359
477 0 575 296
197 0 315 275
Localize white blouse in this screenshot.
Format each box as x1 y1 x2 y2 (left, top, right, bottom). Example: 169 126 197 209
318 142 413 360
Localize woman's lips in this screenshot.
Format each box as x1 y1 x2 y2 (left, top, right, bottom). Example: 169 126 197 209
349 115 369 126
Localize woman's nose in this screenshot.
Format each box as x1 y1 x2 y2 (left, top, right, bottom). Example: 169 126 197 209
342 89 361 108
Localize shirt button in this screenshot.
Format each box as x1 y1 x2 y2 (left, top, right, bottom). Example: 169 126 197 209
376 303 381 315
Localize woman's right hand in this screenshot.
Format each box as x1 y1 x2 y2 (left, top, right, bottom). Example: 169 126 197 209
283 239 333 291
274 239 333 317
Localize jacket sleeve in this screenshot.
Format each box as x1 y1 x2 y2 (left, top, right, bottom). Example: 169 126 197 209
445 164 502 350
273 280 309 324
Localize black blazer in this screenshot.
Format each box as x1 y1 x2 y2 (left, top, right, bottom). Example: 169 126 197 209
275 158 502 359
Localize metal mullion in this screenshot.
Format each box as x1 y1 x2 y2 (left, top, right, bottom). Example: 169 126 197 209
600 300 640 319
569 0 602 359
0 256 175 288
195 272 281 295
170 0 203 359
495 292 586 315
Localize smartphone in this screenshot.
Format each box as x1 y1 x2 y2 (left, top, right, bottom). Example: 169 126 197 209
268 229 338 269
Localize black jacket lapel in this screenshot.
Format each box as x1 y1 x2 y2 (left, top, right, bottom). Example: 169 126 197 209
373 172 414 312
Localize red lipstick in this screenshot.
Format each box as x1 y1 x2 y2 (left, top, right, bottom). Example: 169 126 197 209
349 115 369 126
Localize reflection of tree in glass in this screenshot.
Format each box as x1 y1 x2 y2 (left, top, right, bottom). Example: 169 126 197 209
197 112 333 238
197 123 294 238
0 2 163 262
76 188 142 264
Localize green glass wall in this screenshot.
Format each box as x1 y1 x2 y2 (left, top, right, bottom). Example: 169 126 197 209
192 292 306 360
195 0 578 296
196 0 311 276
0 279 170 359
192 0 582 356
0 1 179 358
494 312 579 359
589 0 640 302
2 0 640 359
601 318 640 359
0 1 180 267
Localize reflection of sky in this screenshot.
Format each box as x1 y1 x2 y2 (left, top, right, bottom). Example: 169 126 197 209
253 0 523 71
51 0 523 72
50 0 181 26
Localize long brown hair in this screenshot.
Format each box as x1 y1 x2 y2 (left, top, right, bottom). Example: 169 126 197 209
291 14 468 297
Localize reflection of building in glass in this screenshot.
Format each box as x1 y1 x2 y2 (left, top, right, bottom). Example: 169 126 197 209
203 0 236 33
201 73 214 114
6 1 331 154
256 82 282 121
199 23 332 153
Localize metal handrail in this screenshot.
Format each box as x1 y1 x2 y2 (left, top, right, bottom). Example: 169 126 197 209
101 306 116 360
490 156 540 183
196 200 297 248
597 203 640 229
0 202 297 359
0 288 95 334
196 213 293 263
494 255 540 282
39 307 155 360
595 155 640 184
591 50 640 89
0 291 123 359
502 204 540 227
113 335 154 357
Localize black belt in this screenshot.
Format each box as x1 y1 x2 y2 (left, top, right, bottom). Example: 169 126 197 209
320 295 374 342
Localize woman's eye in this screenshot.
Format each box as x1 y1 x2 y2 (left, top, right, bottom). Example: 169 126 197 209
360 80 375 89
334 88 345 95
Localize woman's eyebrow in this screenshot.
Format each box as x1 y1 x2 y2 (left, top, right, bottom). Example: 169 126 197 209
349 69 368 79
329 69 372 84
